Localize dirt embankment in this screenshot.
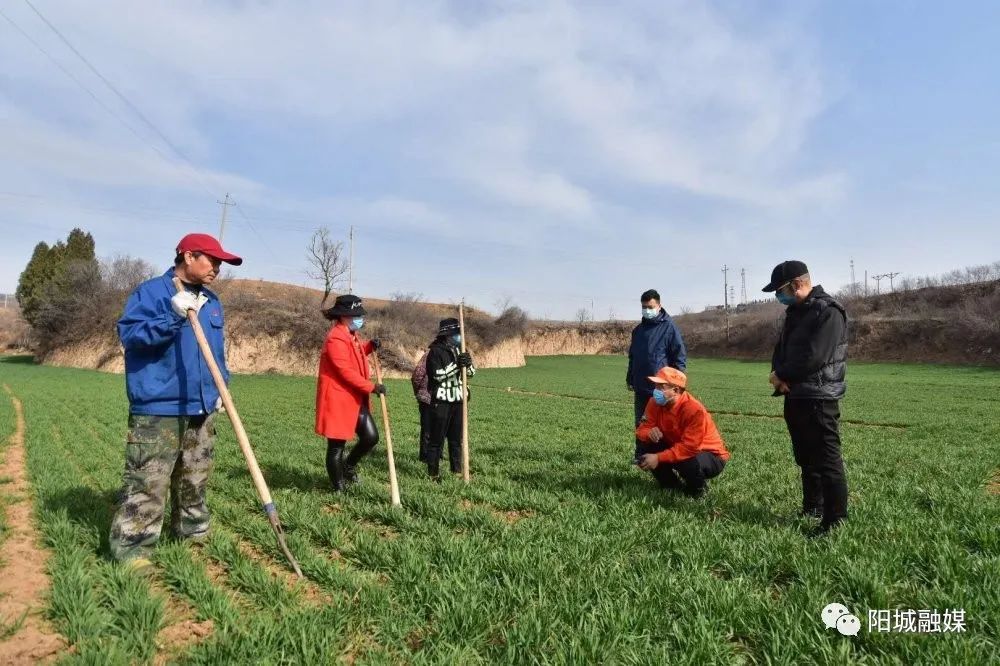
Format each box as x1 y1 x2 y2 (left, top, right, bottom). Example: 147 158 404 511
523 324 630 355
678 281 1000 366
44 313 527 377
33 278 1000 370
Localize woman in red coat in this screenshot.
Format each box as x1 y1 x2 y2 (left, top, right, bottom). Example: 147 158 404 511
315 295 386 491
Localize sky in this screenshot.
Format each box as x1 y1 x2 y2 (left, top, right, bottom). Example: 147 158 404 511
1 0 998 320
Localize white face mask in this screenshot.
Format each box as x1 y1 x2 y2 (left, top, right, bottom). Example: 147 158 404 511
642 307 658 320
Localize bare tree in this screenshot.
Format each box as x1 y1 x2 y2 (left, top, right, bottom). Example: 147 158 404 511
100 255 156 294
575 308 592 326
306 227 348 306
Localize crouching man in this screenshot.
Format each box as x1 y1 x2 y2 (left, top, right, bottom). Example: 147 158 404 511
635 367 729 497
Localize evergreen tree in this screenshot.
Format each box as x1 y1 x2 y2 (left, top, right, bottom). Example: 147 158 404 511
15 229 98 328
15 241 54 327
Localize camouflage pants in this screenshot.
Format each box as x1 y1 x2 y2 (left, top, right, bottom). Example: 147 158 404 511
109 413 216 561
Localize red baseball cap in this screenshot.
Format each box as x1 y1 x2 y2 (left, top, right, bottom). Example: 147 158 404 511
175 233 242 265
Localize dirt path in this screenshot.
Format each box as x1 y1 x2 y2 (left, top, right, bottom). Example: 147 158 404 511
0 385 67 664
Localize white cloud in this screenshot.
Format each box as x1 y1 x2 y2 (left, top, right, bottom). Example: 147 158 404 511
0 0 850 315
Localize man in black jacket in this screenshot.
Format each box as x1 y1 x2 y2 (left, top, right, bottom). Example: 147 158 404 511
425 318 475 480
764 260 849 532
626 289 687 463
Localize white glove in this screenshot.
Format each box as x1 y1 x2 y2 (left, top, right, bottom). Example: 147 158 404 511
171 291 201 318
215 396 225 413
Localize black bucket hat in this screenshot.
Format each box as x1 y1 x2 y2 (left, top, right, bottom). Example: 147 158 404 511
322 294 367 319
437 317 461 336
762 260 809 292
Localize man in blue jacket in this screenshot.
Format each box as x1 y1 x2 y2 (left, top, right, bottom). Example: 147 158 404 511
626 289 687 462
108 233 242 572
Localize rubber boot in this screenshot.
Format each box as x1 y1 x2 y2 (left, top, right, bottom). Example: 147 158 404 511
328 445 347 492
344 465 360 486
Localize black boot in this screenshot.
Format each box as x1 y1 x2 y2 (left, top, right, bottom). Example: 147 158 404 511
326 443 346 492
344 464 360 486
799 506 823 519
427 460 441 483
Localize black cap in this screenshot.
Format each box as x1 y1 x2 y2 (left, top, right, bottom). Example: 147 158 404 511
437 317 461 336
322 294 366 319
762 260 809 292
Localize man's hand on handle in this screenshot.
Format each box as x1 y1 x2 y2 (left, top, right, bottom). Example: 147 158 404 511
171 291 201 318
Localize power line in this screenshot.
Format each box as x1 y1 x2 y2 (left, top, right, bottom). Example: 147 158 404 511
19 0 275 258
0 6 179 169
21 0 217 199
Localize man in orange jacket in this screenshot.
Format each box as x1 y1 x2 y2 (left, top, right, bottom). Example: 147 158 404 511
635 367 729 497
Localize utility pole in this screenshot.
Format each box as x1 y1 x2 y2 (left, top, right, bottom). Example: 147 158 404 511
591 297 595 322
348 225 354 293
850 259 857 297
740 268 748 305
722 265 730 343
217 193 234 242
872 274 885 295
886 271 900 291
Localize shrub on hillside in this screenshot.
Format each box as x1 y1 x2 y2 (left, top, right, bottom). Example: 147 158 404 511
29 255 156 356
216 287 530 372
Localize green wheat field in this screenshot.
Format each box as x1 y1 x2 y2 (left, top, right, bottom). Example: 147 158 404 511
0 355 997 664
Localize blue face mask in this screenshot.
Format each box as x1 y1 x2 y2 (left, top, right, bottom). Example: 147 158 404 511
348 317 365 331
652 389 668 405
776 292 797 306
642 307 658 320
451 334 462 346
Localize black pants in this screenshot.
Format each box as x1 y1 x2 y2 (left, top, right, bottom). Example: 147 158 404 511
427 401 463 474
784 398 848 525
633 391 651 458
418 402 432 462
325 406 379 485
640 441 726 494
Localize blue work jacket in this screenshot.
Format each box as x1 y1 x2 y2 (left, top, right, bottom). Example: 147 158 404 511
118 269 229 416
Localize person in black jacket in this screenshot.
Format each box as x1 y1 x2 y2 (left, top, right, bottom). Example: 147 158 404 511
425 318 475 480
626 289 687 462
763 260 849 533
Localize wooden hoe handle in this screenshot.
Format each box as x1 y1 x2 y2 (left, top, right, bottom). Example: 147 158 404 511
459 301 470 483
371 353 401 507
172 277 303 577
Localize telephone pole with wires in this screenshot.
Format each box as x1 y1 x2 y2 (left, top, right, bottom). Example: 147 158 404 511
872 274 886 294
348 226 355 293
217 193 234 242
722 264 730 342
